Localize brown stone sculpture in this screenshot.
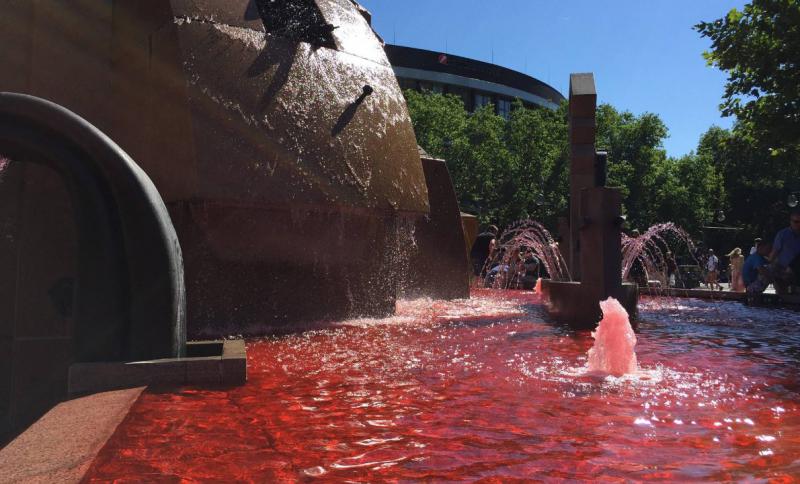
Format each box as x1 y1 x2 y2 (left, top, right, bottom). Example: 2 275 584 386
401 155 470 300
542 74 638 328
0 0 429 335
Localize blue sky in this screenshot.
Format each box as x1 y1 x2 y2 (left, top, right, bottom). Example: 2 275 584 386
359 0 749 158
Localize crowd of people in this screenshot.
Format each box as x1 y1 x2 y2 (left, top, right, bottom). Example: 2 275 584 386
653 209 800 296
696 209 800 296
741 209 800 296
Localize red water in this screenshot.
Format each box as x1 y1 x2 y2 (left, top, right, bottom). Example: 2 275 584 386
85 290 800 482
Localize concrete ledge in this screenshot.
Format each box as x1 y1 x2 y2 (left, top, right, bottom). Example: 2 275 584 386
541 279 638 330
0 387 144 484
68 340 246 395
639 287 800 307
640 287 747 300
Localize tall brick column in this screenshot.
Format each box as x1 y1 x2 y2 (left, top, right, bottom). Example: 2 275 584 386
568 73 597 280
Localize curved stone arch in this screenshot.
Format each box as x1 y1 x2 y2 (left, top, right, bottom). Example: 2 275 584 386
0 92 185 362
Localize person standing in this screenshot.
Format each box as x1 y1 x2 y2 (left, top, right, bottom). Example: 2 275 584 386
470 225 499 277
750 238 762 256
705 249 720 290
768 208 800 294
744 240 772 294
727 248 745 292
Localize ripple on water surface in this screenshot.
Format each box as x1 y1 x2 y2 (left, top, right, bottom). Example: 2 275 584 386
85 291 800 481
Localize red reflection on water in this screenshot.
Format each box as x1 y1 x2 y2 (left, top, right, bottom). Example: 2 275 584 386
85 291 800 481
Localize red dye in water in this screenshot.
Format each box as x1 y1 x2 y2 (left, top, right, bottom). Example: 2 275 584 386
85 290 800 481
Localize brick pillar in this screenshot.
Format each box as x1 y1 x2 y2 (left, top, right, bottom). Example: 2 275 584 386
568 73 597 281
580 187 623 303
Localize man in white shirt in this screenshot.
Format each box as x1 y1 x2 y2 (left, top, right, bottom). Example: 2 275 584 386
705 249 720 290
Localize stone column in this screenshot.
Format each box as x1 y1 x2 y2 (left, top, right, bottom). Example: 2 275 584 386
580 187 623 304
568 73 597 281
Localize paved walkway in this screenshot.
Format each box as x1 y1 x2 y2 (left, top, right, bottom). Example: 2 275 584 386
0 387 144 484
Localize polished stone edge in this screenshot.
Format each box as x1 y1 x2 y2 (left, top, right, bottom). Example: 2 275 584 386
68 340 247 396
0 387 144 484
640 287 747 300
541 280 639 330
640 287 800 306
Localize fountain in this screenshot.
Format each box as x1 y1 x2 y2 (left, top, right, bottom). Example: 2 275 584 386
622 222 697 285
1 5 799 481
486 219 571 287
0 0 439 336
400 150 470 300
586 298 638 376
541 73 638 328
0 0 472 444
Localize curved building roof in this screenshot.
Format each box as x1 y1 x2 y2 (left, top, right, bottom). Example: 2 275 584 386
385 44 565 110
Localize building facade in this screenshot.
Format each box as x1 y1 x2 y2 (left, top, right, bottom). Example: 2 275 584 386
385 45 565 118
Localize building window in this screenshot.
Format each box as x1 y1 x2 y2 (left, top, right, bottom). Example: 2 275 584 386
448 86 469 109
474 93 492 110
497 98 512 119
398 77 416 90
419 82 443 93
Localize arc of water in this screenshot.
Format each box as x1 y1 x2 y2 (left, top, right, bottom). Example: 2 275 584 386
621 223 697 285
481 219 572 289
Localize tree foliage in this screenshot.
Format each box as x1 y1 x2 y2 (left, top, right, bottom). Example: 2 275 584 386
404 90 722 235
695 0 800 244
696 0 800 155
402 0 799 250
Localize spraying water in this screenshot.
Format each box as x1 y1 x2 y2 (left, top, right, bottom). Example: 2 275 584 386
480 219 571 289
484 220 698 290
621 223 697 284
587 297 638 376
0 156 9 181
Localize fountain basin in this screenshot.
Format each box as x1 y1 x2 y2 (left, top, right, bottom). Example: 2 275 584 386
68 340 247 396
80 291 800 481
541 279 638 329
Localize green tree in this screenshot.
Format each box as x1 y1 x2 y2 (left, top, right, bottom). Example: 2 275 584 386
505 100 569 227
648 151 724 234
403 90 722 236
596 104 670 230
403 89 468 158
696 0 800 156
696 124 794 239
404 90 570 227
